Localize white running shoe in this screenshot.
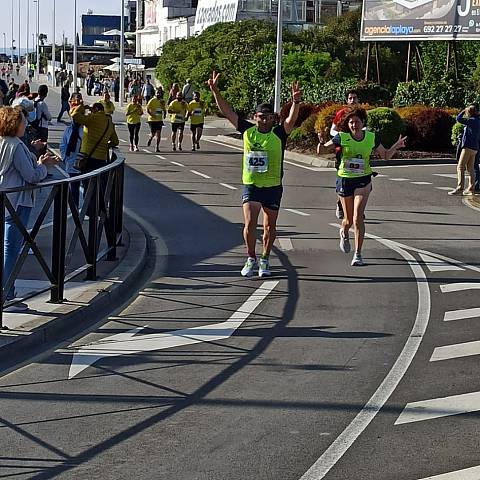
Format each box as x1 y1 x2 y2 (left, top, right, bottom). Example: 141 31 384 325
448 188 462 196
339 230 350 253
351 253 364 266
241 257 257 277
258 258 271 277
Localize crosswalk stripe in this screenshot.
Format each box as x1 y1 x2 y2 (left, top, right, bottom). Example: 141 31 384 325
411 181 433 185
389 178 410 181
417 465 480 479
419 253 463 272
395 391 480 425
440 282 480 293
444 307 480 322
430 340 480 362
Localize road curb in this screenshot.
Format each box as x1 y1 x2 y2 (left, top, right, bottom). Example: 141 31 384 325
214 135 456 168
0 213 149 368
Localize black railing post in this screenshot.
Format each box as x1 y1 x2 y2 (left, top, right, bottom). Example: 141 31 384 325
86 176 100 280
106 170 117 261
50 183 68 303
115 161 125 244
0 194 5 328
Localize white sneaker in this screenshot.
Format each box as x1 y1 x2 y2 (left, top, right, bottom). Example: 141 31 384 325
339 230 350 253
258 258 271 277
351 253 364 266
241 257 257 277
448 188 463 196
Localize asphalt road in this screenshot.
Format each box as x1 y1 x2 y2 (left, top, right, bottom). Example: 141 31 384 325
0 85 479 480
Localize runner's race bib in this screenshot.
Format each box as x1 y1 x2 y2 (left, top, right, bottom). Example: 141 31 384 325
174 114 184 122
155 108 163 116
192 108 203 117
246 151 269 173
344 157 365 175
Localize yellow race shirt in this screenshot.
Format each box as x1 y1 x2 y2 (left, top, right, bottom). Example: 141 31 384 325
168 100 188 124
100 99 115 115
147 97 166 122
188 100 206 125
126 103 143 124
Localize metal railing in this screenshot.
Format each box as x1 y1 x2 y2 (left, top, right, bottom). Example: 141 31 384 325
0 151 125 328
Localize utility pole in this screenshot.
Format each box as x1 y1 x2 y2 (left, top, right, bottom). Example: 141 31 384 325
73 0 77 90
52 0 55 85
36 0 40 79
18 0 21 65
11 0 14 63
274 0 283 113
27 0 30 69
119 0 125 106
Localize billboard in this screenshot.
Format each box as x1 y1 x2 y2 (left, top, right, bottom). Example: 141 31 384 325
145 0 158 27
361 0 480 40
194 0 239 34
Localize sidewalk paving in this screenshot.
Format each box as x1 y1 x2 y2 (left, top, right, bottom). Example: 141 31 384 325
0 77 150 369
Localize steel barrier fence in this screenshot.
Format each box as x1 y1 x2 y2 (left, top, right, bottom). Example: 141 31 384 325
0 151 125 328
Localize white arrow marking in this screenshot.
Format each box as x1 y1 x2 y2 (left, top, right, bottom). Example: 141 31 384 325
395 391 480 425
419 253 463 272
68 281 278 379
440 282 480 293
417 465 480 479
431 340 480 362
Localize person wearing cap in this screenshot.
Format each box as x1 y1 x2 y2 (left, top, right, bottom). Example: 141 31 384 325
208 71 301 278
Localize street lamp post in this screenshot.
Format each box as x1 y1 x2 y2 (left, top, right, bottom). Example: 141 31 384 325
119 0 125 107
27 0 30 69
2 33 6 58
11 0 14 64
274 0 283 113
18 0 21 65
52 0 55 86
35 0 40 79
73 0 77 91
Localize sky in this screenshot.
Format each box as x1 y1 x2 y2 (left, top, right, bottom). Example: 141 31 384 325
0 0 124 54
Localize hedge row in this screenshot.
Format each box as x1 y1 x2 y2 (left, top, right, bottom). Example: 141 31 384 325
290 103 458 151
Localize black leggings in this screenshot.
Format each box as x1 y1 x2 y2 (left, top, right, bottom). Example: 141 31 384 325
128 123 140 146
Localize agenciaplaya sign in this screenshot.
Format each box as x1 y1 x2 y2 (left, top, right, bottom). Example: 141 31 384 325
361 0 480 40
194 0 239 34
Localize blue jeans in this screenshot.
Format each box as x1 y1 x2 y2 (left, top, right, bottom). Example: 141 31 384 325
475 152 480 191
4 205 32 300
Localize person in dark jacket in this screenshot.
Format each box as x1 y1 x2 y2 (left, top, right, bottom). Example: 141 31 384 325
113 76 120 103
449 105 480 196
57 82 70 122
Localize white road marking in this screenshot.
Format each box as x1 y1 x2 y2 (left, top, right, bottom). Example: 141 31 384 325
219 183 237 190
376 174 388 177
67 281 278 379
119 138 127 143
155 154 167 160
419 253 463 272
300 226 431 480
278 238 294 251
389 178 410 181
435 186 454 191
444 307 480 322
284 160 332 172
142 148 150 153
284 208 310 217
169 160 184 167
440 282 480 293
433 173 457 179
431 340 480 362
395 391 480 425
411 181 433 185
417 465 480 479
203 138 243 151
190 170 211 179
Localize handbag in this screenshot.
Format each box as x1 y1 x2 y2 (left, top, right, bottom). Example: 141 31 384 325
75 119 111 171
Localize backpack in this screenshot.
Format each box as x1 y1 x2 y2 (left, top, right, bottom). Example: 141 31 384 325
30 99 44 129
0 79 7 96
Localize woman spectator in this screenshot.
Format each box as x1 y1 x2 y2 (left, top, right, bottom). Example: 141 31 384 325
318 107 406 266
449 105 480 196
167 83 179 104
0 106 58 311
125 95 143 152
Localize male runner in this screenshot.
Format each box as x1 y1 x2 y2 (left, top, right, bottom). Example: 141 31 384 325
146 87 166 152
208 71 301 277
167 91 188 151
186 91 207 151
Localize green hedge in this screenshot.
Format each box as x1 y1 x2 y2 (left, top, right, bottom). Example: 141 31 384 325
367 108 405 148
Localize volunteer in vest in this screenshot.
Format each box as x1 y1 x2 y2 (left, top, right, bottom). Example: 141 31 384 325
167 91 188 151
319 107 406 266
186 91 206 151
208 70 301 278
146 87 166 152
